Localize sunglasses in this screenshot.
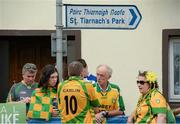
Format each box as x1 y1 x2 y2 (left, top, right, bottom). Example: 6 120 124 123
137 80 146 85
24 64 37 70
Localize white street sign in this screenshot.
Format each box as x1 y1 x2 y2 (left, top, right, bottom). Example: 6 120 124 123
65 4 142 29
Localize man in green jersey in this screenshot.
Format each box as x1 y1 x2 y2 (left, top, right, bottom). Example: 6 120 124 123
6 63 38 112
58 61 100 123
94 64 125 123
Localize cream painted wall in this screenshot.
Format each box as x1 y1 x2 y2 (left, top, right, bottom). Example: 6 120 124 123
1 0 180 115
1 0 56 29
0 0 3 27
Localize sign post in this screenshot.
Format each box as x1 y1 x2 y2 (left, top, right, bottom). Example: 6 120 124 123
65 5 141 29
56 0 63 81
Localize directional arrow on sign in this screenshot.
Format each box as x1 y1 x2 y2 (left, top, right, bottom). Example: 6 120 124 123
129 9 137 26
128 6 141 29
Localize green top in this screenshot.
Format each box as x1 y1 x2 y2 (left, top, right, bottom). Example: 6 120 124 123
93 82 125 112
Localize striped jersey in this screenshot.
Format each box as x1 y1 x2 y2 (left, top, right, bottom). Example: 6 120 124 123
58 76 100 123
109 83 125 112
93 83 122 112
134 89 175 123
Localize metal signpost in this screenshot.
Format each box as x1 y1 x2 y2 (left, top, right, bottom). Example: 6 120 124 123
65 5 141 29
56 0 63 81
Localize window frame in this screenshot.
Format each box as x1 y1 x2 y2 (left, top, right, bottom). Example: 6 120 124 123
162 29 180 108
169 38 180 102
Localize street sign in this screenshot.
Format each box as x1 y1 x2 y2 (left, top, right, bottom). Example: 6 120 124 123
65 4 142 29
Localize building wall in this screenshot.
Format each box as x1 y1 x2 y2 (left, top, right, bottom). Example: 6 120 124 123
0 0 3 27
1 0 180 114
1 0 56 29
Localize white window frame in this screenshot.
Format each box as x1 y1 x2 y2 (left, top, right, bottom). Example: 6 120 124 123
169 38 180 102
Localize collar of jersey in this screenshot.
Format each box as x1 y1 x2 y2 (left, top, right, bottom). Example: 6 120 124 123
21 80 34 88
40 87 57 94
68 76 82 81
96 82 111 92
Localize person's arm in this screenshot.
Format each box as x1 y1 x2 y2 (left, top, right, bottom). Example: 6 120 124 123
109 88 124 116
106 110 124 117
110 83 125 113
87 83 102 123
150 90 168 123
6 84 16 102
118 94 125 113
127 110 136 123
156 113 166 123
173 107 180 116
88 83 100 108
19 97 31 103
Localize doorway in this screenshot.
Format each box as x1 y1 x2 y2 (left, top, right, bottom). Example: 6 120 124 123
0 30 81 102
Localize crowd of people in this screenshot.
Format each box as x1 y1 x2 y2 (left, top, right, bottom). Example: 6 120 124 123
6 59 180 123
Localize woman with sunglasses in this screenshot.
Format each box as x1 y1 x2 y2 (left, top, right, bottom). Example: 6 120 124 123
127 71 175 123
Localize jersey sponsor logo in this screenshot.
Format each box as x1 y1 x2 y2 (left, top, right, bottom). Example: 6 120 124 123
99 104 111 109
101 96 107 99
63 89 80 92
19 91 27 94
156 99 160 104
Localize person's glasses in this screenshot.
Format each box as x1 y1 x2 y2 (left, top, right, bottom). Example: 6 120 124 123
24 64 37 70
137 80 146 85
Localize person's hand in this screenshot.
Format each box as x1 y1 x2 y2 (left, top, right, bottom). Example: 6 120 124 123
127 116 133 123
20 97 31 103
95 112 105 124
95 113 102 124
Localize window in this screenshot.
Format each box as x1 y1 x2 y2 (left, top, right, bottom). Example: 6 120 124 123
162 29 180 108
169 38 180 102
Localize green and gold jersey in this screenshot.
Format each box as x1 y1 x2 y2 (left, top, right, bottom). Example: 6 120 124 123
93 83 120 112
135 89 175 123
58 76 100 123
108 83 125 112
27 87 57 121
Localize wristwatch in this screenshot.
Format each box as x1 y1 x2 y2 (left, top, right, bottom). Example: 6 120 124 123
101 111 109 117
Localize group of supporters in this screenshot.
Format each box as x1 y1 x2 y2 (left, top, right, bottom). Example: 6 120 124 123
6 59 180 123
